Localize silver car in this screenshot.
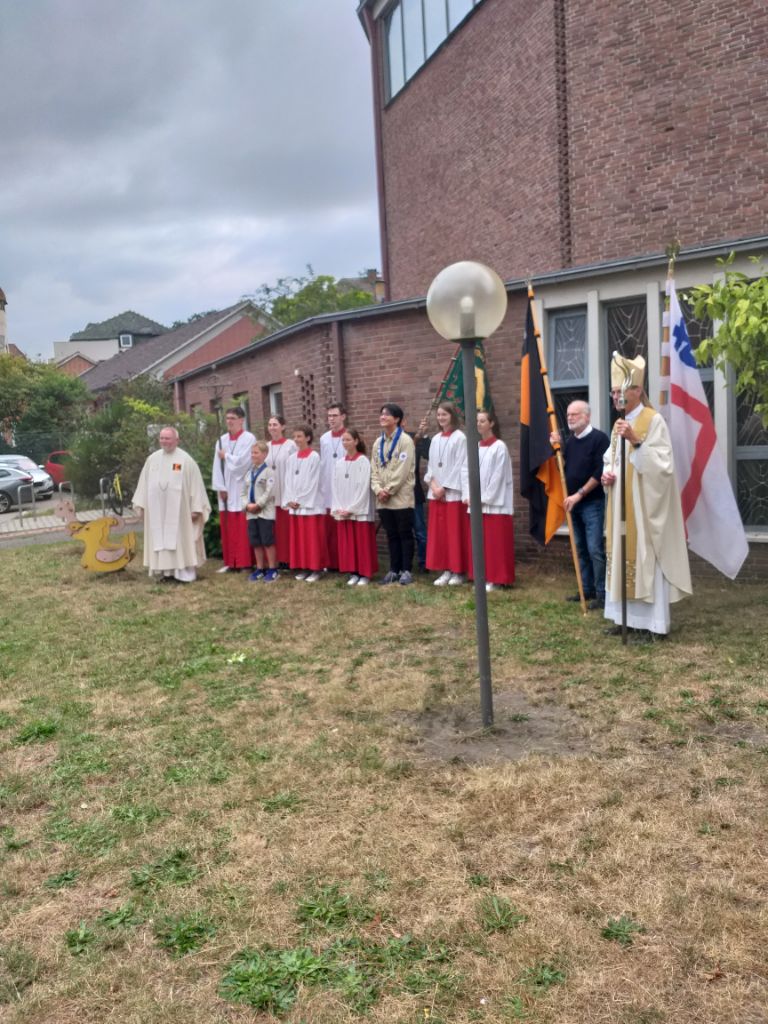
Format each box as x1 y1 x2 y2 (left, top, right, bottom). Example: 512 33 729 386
0 465 36 513
0 455 54 499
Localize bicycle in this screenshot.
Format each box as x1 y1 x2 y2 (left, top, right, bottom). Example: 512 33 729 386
102 469 132 517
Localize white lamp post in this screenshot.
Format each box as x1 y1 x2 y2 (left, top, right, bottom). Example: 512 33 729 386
426 261 508 727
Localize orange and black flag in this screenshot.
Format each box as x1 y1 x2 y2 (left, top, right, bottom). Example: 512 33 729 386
519 298 565 544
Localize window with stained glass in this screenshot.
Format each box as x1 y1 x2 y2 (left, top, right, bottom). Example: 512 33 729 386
548 308 588 433
605 298 647 424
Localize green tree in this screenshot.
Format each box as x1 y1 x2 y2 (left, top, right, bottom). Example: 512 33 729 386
688 253 768 427
248 267 373 328
0 355 90 460
67 377 219 500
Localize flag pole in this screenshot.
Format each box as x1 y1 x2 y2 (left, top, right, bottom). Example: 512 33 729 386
660 240 680 412
423 348 461 428
527 285 588 616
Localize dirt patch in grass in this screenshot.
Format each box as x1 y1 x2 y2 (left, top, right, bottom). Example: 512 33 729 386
396 691 591 764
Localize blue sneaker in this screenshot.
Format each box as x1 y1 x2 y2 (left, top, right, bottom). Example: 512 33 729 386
263 569 279 582
399 571 414 586
378 571 399 585
248 569 265 582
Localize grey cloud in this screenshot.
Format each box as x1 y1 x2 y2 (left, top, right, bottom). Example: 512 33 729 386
0 0 379 356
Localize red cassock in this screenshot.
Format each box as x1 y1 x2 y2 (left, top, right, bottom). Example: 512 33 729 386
424 429 470 575
283 448 329 571
220 511 253 568
462 437 516 586
267 437 298 565
331 454 378 578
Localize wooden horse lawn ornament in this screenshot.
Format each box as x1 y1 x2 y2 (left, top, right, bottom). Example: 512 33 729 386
55 497 136 573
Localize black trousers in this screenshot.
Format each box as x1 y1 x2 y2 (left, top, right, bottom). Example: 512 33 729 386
378 507 414 574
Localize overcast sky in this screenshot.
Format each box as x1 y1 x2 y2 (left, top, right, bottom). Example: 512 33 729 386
0 0 380 359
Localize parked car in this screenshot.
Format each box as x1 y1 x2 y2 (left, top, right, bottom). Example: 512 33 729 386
0 466 36 513
44 450 72 487
0 456 54 499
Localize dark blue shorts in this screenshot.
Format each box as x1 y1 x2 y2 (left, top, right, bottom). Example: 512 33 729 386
247 517 275 548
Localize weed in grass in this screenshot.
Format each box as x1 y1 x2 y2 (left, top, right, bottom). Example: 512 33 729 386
468 873 492 888
49 745 112 788
261 791 302 813
45 815 118 857
503 994 532 1019
111 801 166 828
220 946 331 1014
98 903 144 929
0 942 41 1004
14 719 58 745
0 712 14 730
164 759 230 786
130 848 199 890
518 961 566 991
221 934 455 1016
153 911 216 957
1 826 31 852
714 776 741 787
601 915 646 946
65 921 96 956
295 882 375 928
477 894 527 933
44 869 80 890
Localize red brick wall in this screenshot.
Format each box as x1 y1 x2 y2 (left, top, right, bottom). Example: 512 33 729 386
376 0 768 297
566 0 768 265
164 317 263 379
379 0 562 300
175 296 553 554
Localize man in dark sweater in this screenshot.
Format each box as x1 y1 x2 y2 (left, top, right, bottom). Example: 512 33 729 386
552 401 610 609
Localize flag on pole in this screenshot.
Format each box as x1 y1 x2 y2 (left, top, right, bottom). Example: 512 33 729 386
519 299 565 544
436 342 493 418
665 282 748 578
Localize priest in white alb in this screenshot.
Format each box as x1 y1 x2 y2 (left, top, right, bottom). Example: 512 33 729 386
133 426 211 583
602 354 692 636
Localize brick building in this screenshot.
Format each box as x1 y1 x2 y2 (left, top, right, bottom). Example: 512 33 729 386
171 0 768 563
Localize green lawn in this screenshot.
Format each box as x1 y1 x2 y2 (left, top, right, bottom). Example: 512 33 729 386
1 540 767 1023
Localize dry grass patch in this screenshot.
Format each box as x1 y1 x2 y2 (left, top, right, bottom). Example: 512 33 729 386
1 540 767 1022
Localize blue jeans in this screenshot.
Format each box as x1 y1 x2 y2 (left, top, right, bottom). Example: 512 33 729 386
571 498 606 599
413 503 427 569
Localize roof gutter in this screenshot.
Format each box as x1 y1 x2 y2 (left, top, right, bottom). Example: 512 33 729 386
169 233 768 383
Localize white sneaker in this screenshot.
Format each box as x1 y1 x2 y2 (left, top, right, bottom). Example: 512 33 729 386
486 582 498 592
305 572 321 583
448 573 465 586
347 574 360 586
294 571 308 581
217 565 230 573
356 576 369 586
433 571 452 587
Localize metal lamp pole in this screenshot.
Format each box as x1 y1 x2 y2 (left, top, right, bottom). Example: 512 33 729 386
427 262 508 731
459 337 494 727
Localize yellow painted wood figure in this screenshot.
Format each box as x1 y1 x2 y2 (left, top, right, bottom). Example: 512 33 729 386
68 516 136 572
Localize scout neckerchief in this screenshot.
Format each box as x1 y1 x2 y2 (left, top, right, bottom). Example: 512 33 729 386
379 426 402 467
249 464 267 503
